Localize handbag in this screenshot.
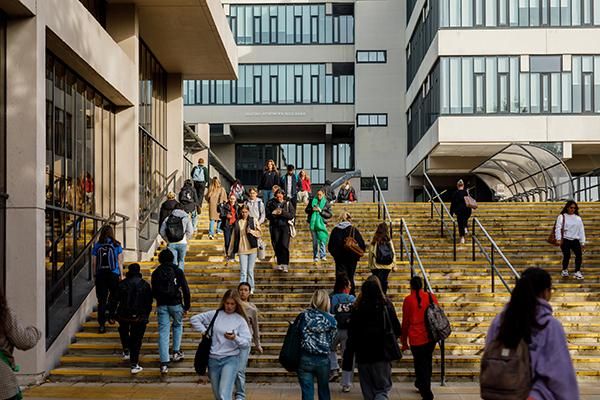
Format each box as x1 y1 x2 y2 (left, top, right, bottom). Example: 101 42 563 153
464 190 478 210
547 213 565 246
257 239 267 260
288 218 297 238
425 292 451 343
343 226 365 258
382 304 402 361
194 310 220 375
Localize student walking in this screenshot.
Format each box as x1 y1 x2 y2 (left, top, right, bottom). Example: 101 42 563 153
346 275 401 400
190 290 252 400
159 204 194 271
230 179 246 203
191 158 209 212
259 159 279 204
222 195 241 262
159 192 180 228
245 188 265 226
305 190 332 263
0 290 41 400
206 177 228 240
92 225 124 333
266 189 295 272
368 223 396 294
296 289 337 400
328 212 366 295
401 276 438 400
228 205 261 289
297 170 312 205
336 180 357 203
280 164 299 209
235 282 263 400
151 249 191 374
179 179 199 229
450 179 472 244
328 274 356 392
555 200 586 280
107 263 153 374
482 267 578 400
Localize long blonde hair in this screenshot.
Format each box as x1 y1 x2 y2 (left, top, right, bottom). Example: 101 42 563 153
310 289 330 313
207 177 222 195
219 289 248 320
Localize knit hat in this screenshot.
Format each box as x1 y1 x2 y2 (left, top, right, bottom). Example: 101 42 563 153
167 192 176 200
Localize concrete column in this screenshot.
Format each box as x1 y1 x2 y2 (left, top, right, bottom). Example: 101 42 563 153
5 14 46 381
166 73 184 183
194 123 210 169
107 4 139 257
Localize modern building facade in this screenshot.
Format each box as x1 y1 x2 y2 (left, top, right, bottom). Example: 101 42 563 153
184 0 408 200
1 0 236 382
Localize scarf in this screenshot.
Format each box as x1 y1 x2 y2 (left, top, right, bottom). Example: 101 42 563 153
310 197 329 245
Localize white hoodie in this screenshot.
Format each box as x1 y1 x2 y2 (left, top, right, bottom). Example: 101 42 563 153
190 310 252 359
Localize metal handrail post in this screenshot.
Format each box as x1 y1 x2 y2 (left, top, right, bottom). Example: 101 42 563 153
472 219 476 261
410 245 415 277
453 222 457 261
491 245 495 293
441 210 444 237
430 194 434 219
400 219 404 261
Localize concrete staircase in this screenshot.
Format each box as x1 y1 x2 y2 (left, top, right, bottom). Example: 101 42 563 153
47 202 600 383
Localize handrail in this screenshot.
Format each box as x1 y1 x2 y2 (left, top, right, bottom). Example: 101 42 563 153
399 218 432 293
139 169 179 236
423 173 457 261
471 217 520 293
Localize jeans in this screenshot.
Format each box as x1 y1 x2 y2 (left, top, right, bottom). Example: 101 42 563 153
411 341 436 400
328 329 353 387
209 219 223 236
208 355 240 400
234 346 251 400
168 242 187 271
371 269 391 294
561 238 583 272
95 270 119 327
297 353 331 400
262 189 274 204
311 231 326 259
239 252 257 289
190 210 198 230
117 320 147 366
157 304 183 364
358 361 392 400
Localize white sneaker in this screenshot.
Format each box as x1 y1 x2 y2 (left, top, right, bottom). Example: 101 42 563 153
160 364 168 374
273 264 283 271
172 351 185 362
574 271 584 280
460 237 465 244
561 269 569 278
313 257 319 262
342 385 351 393
122 351 130 361
282 265 289 273
320 256 327 261
131 364 143 374
208 235 214 240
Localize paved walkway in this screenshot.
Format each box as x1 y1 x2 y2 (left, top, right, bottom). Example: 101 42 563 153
25 382 600 399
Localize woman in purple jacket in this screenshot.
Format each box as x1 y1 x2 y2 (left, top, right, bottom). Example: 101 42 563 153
486 267 578 400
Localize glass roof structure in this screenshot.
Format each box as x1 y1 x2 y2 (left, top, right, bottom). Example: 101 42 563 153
471 144 573 201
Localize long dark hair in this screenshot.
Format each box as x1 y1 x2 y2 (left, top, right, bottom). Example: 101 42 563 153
354 275 387 310
560 200 579 216
333 273 351 294
0 289 9 336
497 267 552 348
410 276 424 308
98 225 120 246
371 222 391 245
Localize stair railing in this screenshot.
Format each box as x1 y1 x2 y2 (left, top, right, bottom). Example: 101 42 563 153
471 218 520 292
423 172 457 261
139 169 179 241
372 174 393 238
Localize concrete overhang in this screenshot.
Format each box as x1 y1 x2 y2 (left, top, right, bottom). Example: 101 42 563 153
0 0 35 17
108 0 238 80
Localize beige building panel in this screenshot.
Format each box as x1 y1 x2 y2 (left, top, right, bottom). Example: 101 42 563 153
238 45 354 64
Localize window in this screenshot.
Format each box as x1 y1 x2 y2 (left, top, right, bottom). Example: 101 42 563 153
333 143 354 171
356 51 387 63
361 177 388 191
356 114 388 127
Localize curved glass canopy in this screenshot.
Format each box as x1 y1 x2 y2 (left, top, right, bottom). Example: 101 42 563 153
471 144 573 201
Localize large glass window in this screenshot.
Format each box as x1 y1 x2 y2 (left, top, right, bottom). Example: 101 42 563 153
184 64 354 105
228 4 354 45
45 52 116 344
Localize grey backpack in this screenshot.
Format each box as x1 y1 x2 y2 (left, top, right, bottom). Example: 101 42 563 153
480 338 532 399
424 292 451 343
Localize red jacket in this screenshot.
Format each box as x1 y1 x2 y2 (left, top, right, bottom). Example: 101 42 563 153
401 289 438 348
300 178 311 192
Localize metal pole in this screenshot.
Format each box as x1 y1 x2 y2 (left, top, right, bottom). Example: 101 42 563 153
453 222 457 261
440 340 446 386
400 220 404 262
389 222 393 242
410 245 415 278
440 210 444 238
372 184 375 203
472 219 476 262
491 246 495 293
430 195 433 219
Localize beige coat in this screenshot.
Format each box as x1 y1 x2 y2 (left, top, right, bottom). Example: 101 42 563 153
205 187 227 220
0 310 41 399
368 241 396 271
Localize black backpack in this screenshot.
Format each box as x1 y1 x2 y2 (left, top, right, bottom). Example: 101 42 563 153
165 214 185 242
279 313 304 372
153 265 179 300
333 300 353 330
180 187 194 204
96 242 117 272
375 242 394 265
120 279 148 320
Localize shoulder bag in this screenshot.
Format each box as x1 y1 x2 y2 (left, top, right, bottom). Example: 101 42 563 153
425 292 452 343
546 213 565 246
194 310 220 375
343 226 365 258
464 190 478 210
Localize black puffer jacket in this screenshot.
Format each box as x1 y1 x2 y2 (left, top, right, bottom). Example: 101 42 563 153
108 272 153 322
328 222 366 264
159 199 180 227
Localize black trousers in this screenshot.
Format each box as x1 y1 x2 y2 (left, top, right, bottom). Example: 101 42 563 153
118 320 148 365
223 223 233 256
456 211 470 237
289 196 298 211
271 225 290 265
561 238 583 272
193 181 206 211
95 271 119 327
371 269 391 294
335 260 358 295
411 341 436 400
